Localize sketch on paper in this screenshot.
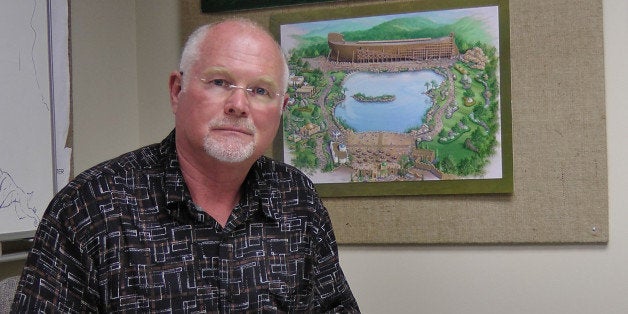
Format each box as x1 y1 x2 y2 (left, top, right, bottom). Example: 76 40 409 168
0 169 39 227
278 5 509 191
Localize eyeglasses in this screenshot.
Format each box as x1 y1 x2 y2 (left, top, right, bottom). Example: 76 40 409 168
199 77 283 106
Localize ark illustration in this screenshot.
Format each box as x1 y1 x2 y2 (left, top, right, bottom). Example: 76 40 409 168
327 32 459 63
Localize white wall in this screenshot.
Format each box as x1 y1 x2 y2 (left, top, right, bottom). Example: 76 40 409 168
70 1 628 313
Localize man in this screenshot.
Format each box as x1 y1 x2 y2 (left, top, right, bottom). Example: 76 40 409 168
12 18 359 313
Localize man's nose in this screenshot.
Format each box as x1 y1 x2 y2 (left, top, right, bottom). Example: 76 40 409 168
224 87 250 117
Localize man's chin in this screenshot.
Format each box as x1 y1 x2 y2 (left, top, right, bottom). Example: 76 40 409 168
203 142 255 163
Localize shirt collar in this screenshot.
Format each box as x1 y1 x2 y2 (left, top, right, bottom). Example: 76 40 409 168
240 156 285 221
160 130 282 224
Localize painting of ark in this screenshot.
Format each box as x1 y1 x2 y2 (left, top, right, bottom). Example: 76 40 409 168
274 2 512 196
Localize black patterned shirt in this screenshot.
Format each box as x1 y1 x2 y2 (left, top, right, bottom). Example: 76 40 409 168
12 131 359 313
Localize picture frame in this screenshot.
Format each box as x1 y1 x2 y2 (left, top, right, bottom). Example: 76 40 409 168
270 0 512 197
200 0 335 13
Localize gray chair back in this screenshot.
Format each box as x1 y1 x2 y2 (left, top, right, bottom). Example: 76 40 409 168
0 276 19 314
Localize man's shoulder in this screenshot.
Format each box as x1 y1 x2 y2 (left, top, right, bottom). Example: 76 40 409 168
37 135 177 243
83 143 163 176
62 140 170 197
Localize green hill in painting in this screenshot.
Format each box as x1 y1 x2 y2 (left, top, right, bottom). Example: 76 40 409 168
292 16 494 57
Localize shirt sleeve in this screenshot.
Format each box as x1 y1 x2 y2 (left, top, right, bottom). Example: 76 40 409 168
310 200 360 313
12 194 100 313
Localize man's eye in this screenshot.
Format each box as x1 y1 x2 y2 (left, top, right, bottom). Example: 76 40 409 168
210 79 228 87
252 87 270 96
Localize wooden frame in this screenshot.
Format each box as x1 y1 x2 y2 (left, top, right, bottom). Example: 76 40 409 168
270 0 512 197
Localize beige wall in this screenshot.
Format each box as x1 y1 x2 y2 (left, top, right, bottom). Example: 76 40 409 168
135 0 180 145
71 1 141 173
70 0 180 173
3 0 628 313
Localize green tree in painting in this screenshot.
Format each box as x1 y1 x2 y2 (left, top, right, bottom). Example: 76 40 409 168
438 155 457 174
398 154 415 176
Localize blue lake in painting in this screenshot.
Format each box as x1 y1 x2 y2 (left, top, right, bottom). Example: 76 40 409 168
334 71 444 133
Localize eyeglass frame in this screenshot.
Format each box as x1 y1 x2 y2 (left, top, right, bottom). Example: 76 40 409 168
180 71 285 105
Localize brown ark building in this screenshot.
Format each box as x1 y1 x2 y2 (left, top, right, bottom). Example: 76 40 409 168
327 32 459 63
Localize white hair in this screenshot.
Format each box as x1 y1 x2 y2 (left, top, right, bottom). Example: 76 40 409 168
178 18 289 93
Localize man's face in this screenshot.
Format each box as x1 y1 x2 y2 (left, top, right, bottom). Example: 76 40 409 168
170 22 286 164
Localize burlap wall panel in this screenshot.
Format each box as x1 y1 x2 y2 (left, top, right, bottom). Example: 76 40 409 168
181 0 607 244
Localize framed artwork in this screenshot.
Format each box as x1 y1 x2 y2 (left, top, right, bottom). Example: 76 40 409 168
270 0 512 197
200 0 335 13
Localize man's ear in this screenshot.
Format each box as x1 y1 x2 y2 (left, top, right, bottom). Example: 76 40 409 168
282 93 289 111
169 71 183 114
